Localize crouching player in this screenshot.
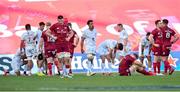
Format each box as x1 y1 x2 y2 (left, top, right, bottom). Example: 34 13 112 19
11 48 28 76
139 32 152 71
97 39 123 75
119 53 155 76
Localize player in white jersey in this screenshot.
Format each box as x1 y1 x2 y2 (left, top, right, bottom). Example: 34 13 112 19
11 48 27 76
97 39 123 75
20 24 37 76
81 20 97 76
116 24 131 60
139 32 152 71
35 22 45 76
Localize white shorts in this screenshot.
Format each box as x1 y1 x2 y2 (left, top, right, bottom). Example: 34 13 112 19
85 46 96 54
25 46 36 59
57 52 71 59
139 48 150 56
11 56 23 72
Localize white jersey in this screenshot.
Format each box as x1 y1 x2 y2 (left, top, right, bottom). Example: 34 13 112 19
82 28 97 54
21 30 36 58
139 36 151 56
34 29 43 51
21 30 36 47
119 29 128 44
97 39 117 56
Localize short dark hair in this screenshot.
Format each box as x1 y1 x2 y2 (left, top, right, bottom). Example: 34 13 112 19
25 24 31 30
87 20 93 25
39 22 45 26
58 15 63 19
162 19 169 24
155 20 161 25
68 23 72 27
133 53 139 59
117 43 123 50
146 32 151 36
117 23 123 27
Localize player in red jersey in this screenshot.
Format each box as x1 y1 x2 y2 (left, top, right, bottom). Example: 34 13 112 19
67 23 79 75
118 53 155 76
149 20 163 74
39 22 60 76
46 15 72 78
161 19 179 75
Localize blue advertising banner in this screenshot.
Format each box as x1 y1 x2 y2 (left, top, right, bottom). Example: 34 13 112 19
0 51 179 75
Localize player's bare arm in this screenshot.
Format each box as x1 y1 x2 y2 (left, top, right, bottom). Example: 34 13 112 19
80 37 85 53
38 38 44 52
133 60 145 68
45 29 57 40
73 34 79 47
171 33 179 44
149 34 159 47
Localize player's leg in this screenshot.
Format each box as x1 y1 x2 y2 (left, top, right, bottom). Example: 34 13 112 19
146 55 152 71
86 53 95 76
11 57 21 76
69 45 75 76
63 53 71 77
105 54 113 75
46 57 53 76
153 56 161 74
37 53 45 76
100 55 106 75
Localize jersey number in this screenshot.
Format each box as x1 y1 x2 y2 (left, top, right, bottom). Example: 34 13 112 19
166 33 170 38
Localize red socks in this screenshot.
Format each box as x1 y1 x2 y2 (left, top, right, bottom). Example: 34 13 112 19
157 62 161 73
153 62 157 73
137 69 154 76
153 62 161 74
47 63 52 76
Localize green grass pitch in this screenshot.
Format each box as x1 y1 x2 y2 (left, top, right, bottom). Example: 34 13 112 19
0 72 180 92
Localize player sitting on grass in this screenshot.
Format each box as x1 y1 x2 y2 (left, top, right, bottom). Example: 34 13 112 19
10 48 28 76
119 53 156 76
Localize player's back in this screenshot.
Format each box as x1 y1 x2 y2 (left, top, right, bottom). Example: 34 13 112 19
119 55 135 69
162 27 175 45
99 39 117 49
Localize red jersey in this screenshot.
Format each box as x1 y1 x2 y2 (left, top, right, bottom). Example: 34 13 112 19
151 28 163 45
162 27 176 45
50 22 70 44
41 30 56 50
119 55 136 69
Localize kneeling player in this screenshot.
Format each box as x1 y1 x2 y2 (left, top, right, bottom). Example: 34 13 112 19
97 39 123 75
11 48 28 76
119 53 155 76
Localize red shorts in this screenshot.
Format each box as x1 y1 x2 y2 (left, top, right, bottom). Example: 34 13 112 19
69 44 75 58
119 66 131 76
161 44 171 56
56 43 70 53
151 45 162 56
45 49 56 58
